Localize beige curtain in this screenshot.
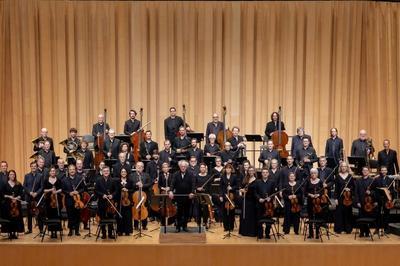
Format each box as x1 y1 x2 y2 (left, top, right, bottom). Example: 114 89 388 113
1 0 400 176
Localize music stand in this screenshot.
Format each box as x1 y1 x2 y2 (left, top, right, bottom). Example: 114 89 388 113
348 156 367 175
245 134 263 166
203 156 217 170
115 135 131 145
133 196 152 239
104 158 117 169
187 133 204 148
326 157 337 169
196 193 214 233
369 159 379 170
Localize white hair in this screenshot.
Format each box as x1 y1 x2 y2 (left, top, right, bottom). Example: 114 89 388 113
178 160 189 167
209 133 216 139
310 168 318 174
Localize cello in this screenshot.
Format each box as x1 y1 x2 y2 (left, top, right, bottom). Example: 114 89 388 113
217 106 233 148
132 173 149 221
94 109 107 169
270 106 289 158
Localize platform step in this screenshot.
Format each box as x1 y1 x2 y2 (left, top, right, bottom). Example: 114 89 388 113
159 226 206 244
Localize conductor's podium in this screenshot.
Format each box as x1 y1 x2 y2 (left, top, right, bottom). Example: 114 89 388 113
159 226 206 244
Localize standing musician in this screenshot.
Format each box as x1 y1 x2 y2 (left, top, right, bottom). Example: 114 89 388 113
325 128 344 168
38 140 57 168
188 156 200 177
173 126 191 160
103 129 121 160
158 163 174 226
318 156 334 187
378 139 399 175
351 129 374 159
188 138 204 163
159 140 176 166
123 109 141 135
120 142 135 165
220 142 238 166
95 166 117 239
355 166 378 237
304 168 325 239
219 164 238 231
169 160 195 233
62 164 84 236
63 128 81 155
254 168 276 239
36 157 49 179
282 172 303 235
145 150 163 183
56 158 67 180
333 162 355 234
23 161 43 234
112 153 132 178
295 138 317 173
258 140 280 168
205 113 225 142
238 166 257 237
115 168 134 236
164 106 184 142
195 163 212 228
42 166 63 239
80 141 94 170
291 127 313 157
140 130 159 161
2 170 24 239
0 160 9 189
279 156 305 190
92 113 110 142
33 128 54 151
264 111 286 139
268 159 282 187
204 134 220 156
228 127 246 155
131 162 151 230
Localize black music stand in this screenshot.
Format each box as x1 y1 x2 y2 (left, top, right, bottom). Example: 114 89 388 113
115 135 131 144
203 156 217 170
348 156 367 175
245 134 263 166
104 158 117 169
187 133 204 148
326 157 338 170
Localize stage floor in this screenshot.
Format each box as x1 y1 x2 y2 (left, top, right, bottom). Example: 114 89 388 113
1 220 400 266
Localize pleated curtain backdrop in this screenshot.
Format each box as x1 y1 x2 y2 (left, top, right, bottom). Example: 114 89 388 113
0 0 400 176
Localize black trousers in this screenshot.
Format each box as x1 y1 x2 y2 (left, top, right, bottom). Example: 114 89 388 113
283 205 300 234
66 205 81 231
26 204 43 232
98 204 114 236
222 204 235 231
176 199 191 229
334 203 353 233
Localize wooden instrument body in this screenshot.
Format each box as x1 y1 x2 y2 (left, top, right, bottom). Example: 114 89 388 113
132 190 149 220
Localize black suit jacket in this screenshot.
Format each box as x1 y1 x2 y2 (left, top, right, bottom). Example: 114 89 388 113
170 171 195 196
228 136 244 151
123 119 141 135
378 149 399 175
92 123 110 137
103 138 121 159
164 116 184 142
205 121 224 141
264 121 285 138
325 137 344 165
139 140 159 159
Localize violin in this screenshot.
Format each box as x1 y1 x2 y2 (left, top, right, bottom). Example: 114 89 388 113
106 198 117 215
263 189 285 217
363 179 375 213
121 189 131 207
312 187 322 214
290 186 301 213
224 191 235 210
30 200 39 216
340 175 353 207
73 193 85 209
10 198 20 218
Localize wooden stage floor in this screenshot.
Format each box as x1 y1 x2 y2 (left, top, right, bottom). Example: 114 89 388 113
1 220 400 266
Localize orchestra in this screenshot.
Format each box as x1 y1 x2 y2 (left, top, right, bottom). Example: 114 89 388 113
1 107 400 243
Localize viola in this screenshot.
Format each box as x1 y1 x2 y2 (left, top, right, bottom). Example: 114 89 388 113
10 199 19 218
121 189 131 207
73 193 84 209
343 190 353 207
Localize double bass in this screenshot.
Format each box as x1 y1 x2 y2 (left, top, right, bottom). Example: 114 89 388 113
131 108 144 163
217 106 233 148
270 106 289 158
94 109 107 169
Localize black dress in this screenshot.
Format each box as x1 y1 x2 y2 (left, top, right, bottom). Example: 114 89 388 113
43 178 63 220
114 177 134 234
3 182 24 233
239 179 257 237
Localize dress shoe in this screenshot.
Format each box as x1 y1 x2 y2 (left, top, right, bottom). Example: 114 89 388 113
109 235 115 239
182 227 189 232
175 228 181 233
25 230 32 235
75 231 81 236
101 235 106 239
68 231 73 236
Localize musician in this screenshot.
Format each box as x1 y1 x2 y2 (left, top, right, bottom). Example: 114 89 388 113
103 129 121 160
188 156 200 177
42 166 63 239
324 128 344 167
351 129 373 159
282 172 303 235
295 138 317 172
318 156 334 187
112 153 132 178
62 164 84 236
33 128 54 151
258 140 280 168
2 170 24 239
188 138 204 163
204 133 220 156
239 166 257 237
56 158 67 180
80 141 94 169
38 140 56 168
264 111 286 139
305 168 324 239
140 130 159 161
372 166 395 234
145 150 163 183
269 159 282 187
254 168 276 238
131 162 151 230
63 128 81 155
123 109 141 135
23 161 43 234
279 156 305 190
0 160 8 187
333 162 354 234
355 167 377 237
228 127 246 154
159 163 172 194
120 142 135 165
36 157 49 179
220 142 237 166
290 127 313 156
75 159 85 178
115 168 134 236
164 107 184 142
92 113 110 141
211 157 224 179
195 163 212 228
159 140 176 166
169 160 195 233
95 166 117 239
219 164 238 231
173 126 191 160
205 113 224 142
378 139 399 175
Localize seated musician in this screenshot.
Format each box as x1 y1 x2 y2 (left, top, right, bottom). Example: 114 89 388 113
305 168 324 239
228 127 246 154
188 156 200 176
188 138 204 163
219 164 238 231
325 128 344 168
205 113 224 142
112 153 131 178
355 166 378 237
43 166 63 239
62 164 84 236
123 110 141 135
258 140 280 168
173 126 191 160
164 106 184 142
140 130 159 161
220 142 237 166
80 140 94 170
38 140 57 168
291 127 313 156
120 142 135 165
282 172 303 235
295 137 317 173
131 162 151 230
254 168 276 239
264 111 285 139
2 170 24 239
23 161 43 234
115 168 134 236
204 133 220 157
103 129 121 161
333 162 355 234
33 128 54 152
195 163 212 228
95 166 117 239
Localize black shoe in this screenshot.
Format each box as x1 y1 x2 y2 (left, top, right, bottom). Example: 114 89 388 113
68 231 73 236
143 227 148 231
316 235 320 239
13 234 18 239
101 234 106 239
125 233 130 236
175 228 181 233
25 230 32 235
134 227 138 231
294 232 299 235
307 235 313 239
118 232 123 236
265 235 271 239
109 235 115 239
182 227 189 232
75 231 81 236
